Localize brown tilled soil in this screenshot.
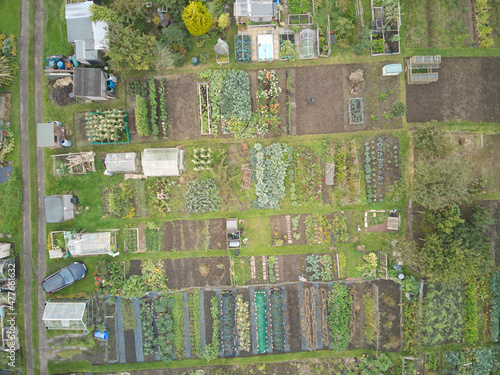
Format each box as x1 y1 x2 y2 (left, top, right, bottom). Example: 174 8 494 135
270 214 308 246
376 279 403 352
50 81 73 106
349 282 369 350
161 218 226 251
406 57 500 123
164 257 231 290
285 283 303 353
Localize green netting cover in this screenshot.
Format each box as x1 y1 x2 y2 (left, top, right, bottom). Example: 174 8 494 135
221 292 235 357
270 289 284 350
255 290 268 353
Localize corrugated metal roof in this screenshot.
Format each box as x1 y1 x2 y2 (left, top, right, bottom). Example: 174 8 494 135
37 123 55 148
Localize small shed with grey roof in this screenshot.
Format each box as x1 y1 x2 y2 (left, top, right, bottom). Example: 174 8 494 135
73 68 113 101
142 148 186 177
44 195 75 223
105 152 140 173
234 0 277 22
65 1 107 65
0 163 13 184
37 122 65 148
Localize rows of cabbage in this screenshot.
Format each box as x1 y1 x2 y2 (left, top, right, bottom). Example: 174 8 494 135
251 143 294 210
198 69 251 135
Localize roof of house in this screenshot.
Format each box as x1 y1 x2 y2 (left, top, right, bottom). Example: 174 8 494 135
73 68 105 99
65 1 107 49
37 123 55 148
141 148 185 177
44 195 75 223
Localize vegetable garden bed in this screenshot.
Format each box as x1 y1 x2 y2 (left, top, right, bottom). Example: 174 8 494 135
144 225 161 252
86 110 129 144
197 82 212 135
362 136 401 203
123 228 138 253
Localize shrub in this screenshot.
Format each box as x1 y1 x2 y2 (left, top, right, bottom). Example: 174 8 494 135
162 25 192 52
353 27 371 55
199 51 209 63
218 12 230 30
121 275 147 299
390 101 406 118
173 53 185 67
182 1 211 36
135 94 150 136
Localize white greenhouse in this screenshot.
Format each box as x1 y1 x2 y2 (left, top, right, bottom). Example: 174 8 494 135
105 152 140 173
42 301 89 331
141 148 186 177
66 232 117 257
300 29 315 59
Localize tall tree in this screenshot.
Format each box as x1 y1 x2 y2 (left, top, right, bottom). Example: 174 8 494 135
105 23 156 75
413 157 474 210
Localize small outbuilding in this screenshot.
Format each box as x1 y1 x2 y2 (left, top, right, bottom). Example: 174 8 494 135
66 232 117 257
42 301 89 332
37 122 65 148
234 0 278 23
105 152 140 174
0 243 12 259
382 64 402 76
73 68 113 101
65 0 107 65
0 162 13 184
141 148 186 177
43 195 75 223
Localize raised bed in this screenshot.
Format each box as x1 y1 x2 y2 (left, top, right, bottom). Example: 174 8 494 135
255 290 268 353
197 82 212 135
221 292 236 357
86 110 129 144
145 226 161 252
270 289 285 351
123 228 139 253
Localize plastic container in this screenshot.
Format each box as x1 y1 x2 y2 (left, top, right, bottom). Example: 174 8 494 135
60 139 72 147
191 57 199 66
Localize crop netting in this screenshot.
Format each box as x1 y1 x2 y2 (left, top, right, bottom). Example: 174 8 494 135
235 33 251 62
279 32 296 60
270 289 285 350
221 292 236 357
255 290 268 353
349 98 364 124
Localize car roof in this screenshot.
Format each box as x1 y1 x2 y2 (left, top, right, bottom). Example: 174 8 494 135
42 268 74 293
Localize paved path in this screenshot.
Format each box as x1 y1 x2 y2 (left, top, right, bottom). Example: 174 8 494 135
34 0 48 372
19 0 33 372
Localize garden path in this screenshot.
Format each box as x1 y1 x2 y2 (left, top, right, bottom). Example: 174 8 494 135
132 298 145 362
115 298 126 363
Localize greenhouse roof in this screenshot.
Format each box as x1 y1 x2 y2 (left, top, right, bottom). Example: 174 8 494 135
105 152 140 173
142 148 185 177
66 232 114 256
42 302 86 321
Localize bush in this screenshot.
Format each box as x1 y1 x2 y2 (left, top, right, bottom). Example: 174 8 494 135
182 1 211 36
121 275 147 299
390 101 406 117
353 27 371 55
173 53 185 67
199 51 209 63
135 94 150 136
162 25 192 52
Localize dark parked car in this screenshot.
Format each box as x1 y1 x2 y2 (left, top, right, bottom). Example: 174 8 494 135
41 262 87 294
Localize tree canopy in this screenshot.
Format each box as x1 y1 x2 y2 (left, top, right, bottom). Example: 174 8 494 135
413 157 474 211
105 23 156 74
420 205 495 282
182 1 211 36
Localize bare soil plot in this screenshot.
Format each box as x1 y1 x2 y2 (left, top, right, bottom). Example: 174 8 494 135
294 63 402 136
376 279 402 352
279 253 340 282
161 218 226 251
349 281 370 350
160 73 199 141
406 57 500 123
284 283 302 353
164 257 231 290
270 214 308 246
446 133 500 195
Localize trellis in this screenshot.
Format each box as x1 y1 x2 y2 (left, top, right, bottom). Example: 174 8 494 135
235 33 251 62
288 13 312 26
349 98 364 124
300 29 315 59
197 82 212 135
